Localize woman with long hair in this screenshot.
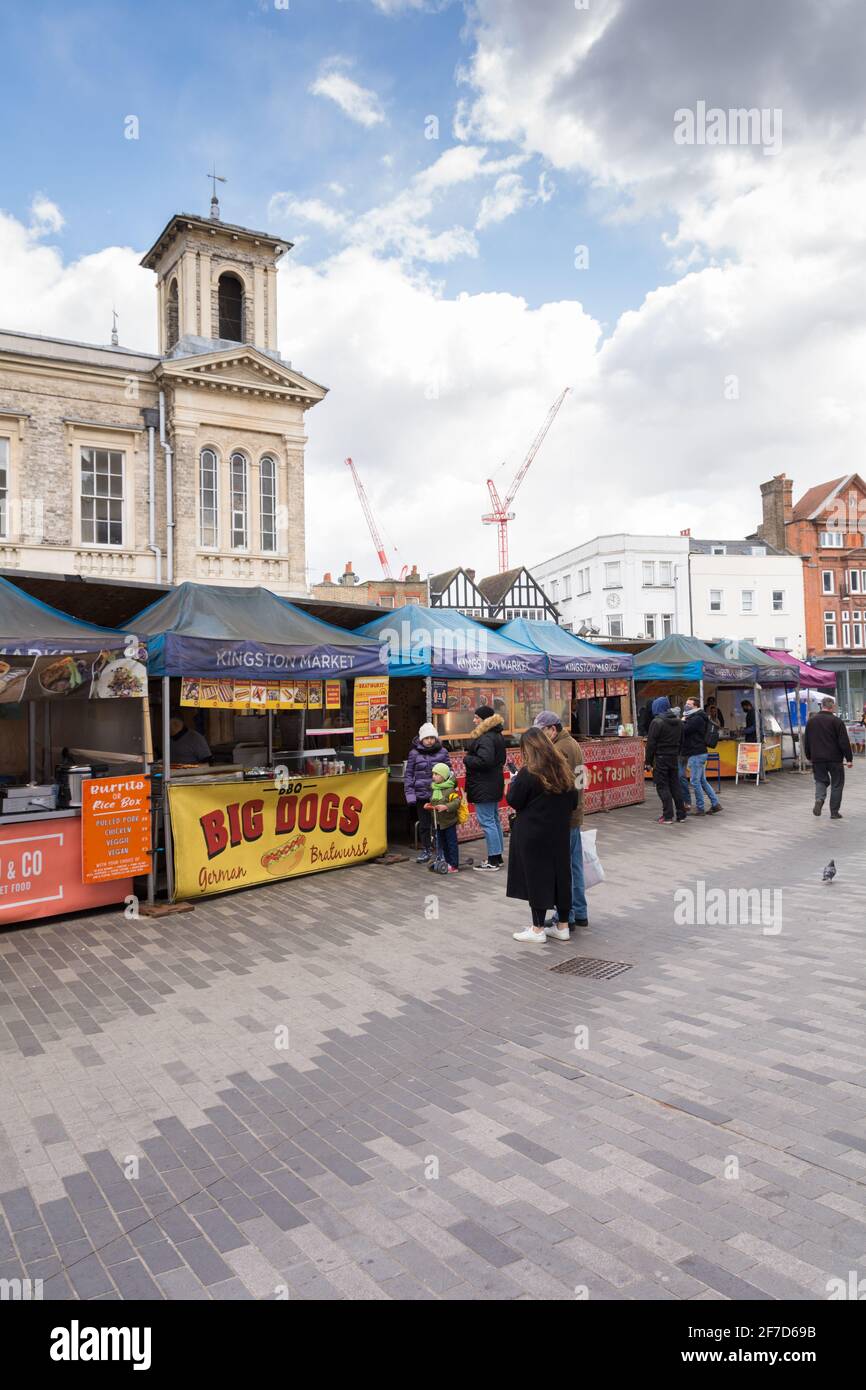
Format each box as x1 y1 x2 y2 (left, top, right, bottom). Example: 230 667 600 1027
506 726 578 944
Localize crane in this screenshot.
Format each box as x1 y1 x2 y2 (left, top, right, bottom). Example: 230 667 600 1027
482 387 570 572
345 457 395 579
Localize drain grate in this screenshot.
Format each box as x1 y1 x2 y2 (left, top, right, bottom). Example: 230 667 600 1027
549 956 633 980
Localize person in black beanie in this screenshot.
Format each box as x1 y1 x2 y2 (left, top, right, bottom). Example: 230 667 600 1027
464 704 507 870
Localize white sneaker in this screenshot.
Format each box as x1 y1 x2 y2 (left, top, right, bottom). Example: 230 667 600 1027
512 928 547 943
473 860 502 872
543 924 570 942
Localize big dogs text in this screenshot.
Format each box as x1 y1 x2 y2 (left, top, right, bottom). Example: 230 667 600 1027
199 790 363 859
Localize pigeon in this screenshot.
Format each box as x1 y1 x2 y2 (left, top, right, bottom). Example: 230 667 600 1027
823 860 836 882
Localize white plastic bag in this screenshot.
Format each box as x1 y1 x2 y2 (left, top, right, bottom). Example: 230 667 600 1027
580 827 605 889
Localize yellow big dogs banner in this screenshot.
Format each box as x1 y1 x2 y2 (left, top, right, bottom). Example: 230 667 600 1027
168 769 387 900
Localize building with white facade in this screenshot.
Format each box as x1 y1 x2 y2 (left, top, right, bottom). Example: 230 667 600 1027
532 534 690 641
533 533 807 656
689 540 806 657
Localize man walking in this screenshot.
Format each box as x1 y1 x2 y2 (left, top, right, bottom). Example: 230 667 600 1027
533 710 588 931
804 696 853 819
645 696 687 824
681 697 721 816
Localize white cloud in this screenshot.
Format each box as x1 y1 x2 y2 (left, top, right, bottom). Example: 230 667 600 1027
476 172 528 229
309 60 385 128
268 194 348 233
29 195 64 234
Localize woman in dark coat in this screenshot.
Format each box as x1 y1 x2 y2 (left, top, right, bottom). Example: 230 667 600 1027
463 705 507 870
506 727 578 944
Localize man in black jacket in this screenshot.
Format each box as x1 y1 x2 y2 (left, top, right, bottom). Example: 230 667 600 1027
464 705 507 869
804 697 853 818
645 696 687 824
680 697 721 815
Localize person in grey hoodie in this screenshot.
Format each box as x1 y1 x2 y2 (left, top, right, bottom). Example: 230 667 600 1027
645 696 687 824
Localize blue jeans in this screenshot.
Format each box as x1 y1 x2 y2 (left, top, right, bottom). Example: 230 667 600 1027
678 757 691 805
686 753 719 811
475 800 504 859
569 827 588 923
437 824 459 867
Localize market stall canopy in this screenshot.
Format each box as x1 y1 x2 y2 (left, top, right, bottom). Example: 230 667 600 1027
0 576 139 655
128 583 387 678
356 603 547 678
634 633 756 683
499 618 633 678
757 648 837 690
708 640 795 684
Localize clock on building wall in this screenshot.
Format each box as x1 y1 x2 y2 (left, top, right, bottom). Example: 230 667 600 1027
606 592 622 608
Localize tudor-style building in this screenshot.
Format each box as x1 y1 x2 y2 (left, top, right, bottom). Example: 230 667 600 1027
429 567 491 618
0 201 326 595
476 567 559 622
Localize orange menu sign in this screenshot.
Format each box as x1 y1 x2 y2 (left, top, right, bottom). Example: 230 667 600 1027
82 776 152 884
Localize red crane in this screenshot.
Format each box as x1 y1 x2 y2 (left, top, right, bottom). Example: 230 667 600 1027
482 387 570 572
345 456 395 579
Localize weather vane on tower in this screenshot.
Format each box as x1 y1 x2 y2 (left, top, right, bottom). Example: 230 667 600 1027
208 165 227 221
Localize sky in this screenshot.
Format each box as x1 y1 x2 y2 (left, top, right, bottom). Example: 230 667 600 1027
1 0 865 584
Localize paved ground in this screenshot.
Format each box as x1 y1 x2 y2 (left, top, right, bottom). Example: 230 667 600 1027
1 767 866 1301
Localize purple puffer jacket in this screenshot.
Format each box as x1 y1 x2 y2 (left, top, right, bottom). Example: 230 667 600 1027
404 737 450 805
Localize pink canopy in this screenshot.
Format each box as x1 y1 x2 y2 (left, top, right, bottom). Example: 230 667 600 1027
758 649 837 689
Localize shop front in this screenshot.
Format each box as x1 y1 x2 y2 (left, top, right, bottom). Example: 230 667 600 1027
358 605 642 845
635 633 775 783
499 618 643 815
128 583 390 901
0 577 151 925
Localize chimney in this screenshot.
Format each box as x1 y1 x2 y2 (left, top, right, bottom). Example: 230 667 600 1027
408 564 419 579
466 568 476 581
680 528 691 537
338 561 358 587
323 571 332 584
757 474 793 552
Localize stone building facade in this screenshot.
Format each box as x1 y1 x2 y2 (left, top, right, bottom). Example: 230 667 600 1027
0 206 326 595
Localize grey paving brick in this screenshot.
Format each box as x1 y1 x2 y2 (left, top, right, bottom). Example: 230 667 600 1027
448 1218 520 1268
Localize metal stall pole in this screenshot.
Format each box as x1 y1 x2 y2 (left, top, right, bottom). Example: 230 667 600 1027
699 678 704 710
629 676 637 734
753 681 761 785
142 696 155 907
162 677 175 901
795 680 804 771
28 702 37 783
425 676 432 723
267 710 274 767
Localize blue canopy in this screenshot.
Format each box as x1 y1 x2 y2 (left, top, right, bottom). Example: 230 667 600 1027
0 575 138 655
356 603 547 679
500 618 633 679
634 633 756 683
128 582 387 679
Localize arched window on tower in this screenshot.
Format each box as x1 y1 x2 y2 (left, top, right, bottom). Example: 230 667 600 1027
230 452 249 549
166 279 179 351
260 456 277 553
218 273 244 342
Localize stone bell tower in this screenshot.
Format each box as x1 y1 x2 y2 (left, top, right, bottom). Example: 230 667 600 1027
140 197 293 358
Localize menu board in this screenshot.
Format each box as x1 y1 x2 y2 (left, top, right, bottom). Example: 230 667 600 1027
0 646 148 703
325 681 342 709
182 678 312 710
736 742 762 782
353 677 390 756
82 775 152 884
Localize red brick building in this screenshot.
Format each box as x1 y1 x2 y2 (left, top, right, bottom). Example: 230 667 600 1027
755 472 866 714
311 560 427 609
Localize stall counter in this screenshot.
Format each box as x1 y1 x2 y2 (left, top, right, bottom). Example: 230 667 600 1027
167 767 388 900
0 812 135 924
